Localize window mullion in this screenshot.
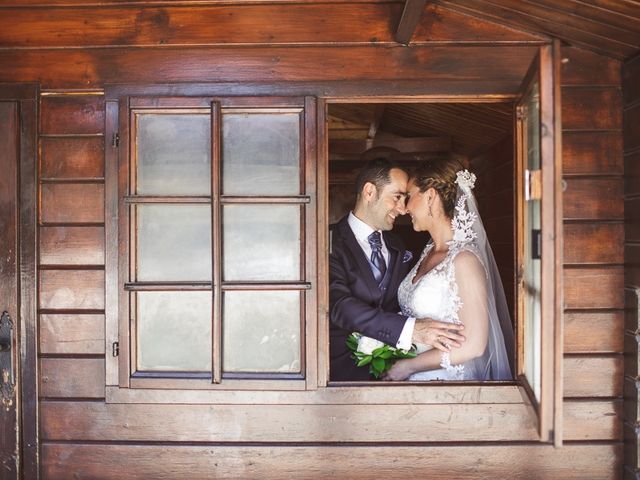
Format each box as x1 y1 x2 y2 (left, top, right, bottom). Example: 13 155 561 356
211 100 223 384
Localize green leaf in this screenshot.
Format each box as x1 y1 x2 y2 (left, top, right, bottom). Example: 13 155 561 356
372 357 385 373
378 350 393 359
357 355 372 367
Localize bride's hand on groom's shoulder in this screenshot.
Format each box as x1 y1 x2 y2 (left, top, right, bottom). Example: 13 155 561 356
412 319 465 352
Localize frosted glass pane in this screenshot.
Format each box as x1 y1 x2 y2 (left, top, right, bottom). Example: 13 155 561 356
223 291 300 373
136 113 211 195
137 291 212 372
222 113 300 195
137 205 211 281
223 205 300 281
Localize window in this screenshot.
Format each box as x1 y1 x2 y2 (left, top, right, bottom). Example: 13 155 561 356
106 96 316 389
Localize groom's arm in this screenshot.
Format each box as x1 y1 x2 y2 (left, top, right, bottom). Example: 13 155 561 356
329 250 407 346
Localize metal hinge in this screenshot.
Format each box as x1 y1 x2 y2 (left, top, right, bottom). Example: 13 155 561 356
112 133 120 148
516 105 526 120
112 342 119 357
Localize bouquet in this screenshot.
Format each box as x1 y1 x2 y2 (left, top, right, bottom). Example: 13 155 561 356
346 332 417 379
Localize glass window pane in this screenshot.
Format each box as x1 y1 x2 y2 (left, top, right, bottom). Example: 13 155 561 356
223 291 300 373
222 113 300 195
136 113 211 195
137 204 211 281
523 81 542 402
223 205 300 281
137 291 212 372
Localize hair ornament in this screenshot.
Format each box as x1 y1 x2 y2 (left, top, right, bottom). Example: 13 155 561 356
455 170 476 192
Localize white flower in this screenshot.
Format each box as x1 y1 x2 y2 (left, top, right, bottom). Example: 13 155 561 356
455 170 476 192
450 195 478 245
357 335 385 355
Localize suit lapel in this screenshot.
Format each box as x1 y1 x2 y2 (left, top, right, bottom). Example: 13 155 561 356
383 231 405 300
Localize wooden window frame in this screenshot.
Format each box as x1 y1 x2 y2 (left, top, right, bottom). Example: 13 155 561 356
103 44 562 445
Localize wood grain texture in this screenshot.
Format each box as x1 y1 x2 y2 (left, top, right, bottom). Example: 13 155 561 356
560 46 621 86
563 177 623 220
564 267 624 309
40 95 105 135
562 131 623 175
40 358 105 398
0 46 537 90
39 399 621 442
626 196 640 244
39 269 104 310
563 223 624 264
623 54 640 105
623 102 640 152
563 355 622 397
41 183 104 224
562 87 622 131
625 151 640 197
564 311 624 354
40 226 104 265
40 314 105 354
41 136 104 179
41 443 621 480
625 244 640 288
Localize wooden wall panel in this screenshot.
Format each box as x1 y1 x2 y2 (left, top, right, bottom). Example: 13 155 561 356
39 269 104 310
563 400 622 441
560 47 621 87
563 132 623 175
623 54 640 105
564 267 624 309
626 244 640 287
41 136 104 179
623 102 640 152
40 184 104 224
562 88 622 131
563 355 622 397
40 358 105 398
40 314 105 354
41 444 621 480
40 226 104 265
563 177 624 220
0 46 537 90
563 223 624 264
40 96 105 135
564 312 624 354
626 151 640 196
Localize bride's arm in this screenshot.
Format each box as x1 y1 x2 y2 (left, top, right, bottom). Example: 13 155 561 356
383 251 489 380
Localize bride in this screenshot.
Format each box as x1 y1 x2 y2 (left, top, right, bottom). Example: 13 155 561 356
382 158 514 381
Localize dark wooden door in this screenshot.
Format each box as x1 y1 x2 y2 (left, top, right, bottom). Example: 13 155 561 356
0 84 38 480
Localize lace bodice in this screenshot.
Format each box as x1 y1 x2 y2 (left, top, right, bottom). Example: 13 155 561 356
398 242 483 380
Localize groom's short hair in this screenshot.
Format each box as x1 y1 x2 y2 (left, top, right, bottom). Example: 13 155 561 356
354 158 403 199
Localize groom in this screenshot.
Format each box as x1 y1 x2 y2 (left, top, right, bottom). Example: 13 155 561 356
329 159 465 381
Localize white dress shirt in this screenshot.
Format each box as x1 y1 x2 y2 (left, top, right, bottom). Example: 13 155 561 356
347 212 415 350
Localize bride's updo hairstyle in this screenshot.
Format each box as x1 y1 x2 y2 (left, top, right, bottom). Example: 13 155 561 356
412 157 466 219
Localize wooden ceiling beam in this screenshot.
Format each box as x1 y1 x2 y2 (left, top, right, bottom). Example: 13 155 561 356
395 0 429 45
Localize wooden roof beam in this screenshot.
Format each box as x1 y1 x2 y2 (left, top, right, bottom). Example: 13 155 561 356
395 0 428 45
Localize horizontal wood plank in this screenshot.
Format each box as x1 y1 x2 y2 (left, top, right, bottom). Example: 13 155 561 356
40 95 105 135
40 401 540 442
625 244 640 288
40 314 105 355
41 443 621 480
563 223 624 264
41 183 104 224
41 136 104 179
40 398 622 443
564 267 624 310
563 399 622 441
563 355 622 397
0 46 537 90
623 102 640 152
563 177 623 221
625 150 640 196
40 358 105 398
564 311 624 354
39 269 104 310
40 226 104 265
623 54 640 106
562 131 623 175
560 46 621 86
562 88 622 131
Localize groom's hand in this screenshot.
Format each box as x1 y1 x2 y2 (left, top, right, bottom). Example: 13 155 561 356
412 319 465 352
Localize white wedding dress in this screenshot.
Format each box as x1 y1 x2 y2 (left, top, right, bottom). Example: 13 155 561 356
398 242 483 381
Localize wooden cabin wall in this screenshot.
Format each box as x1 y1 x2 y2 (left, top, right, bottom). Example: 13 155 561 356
0 3 625 477
623 52 640 478
469 135 515 318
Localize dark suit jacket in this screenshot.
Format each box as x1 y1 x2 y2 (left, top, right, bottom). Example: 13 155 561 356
329 215 414 381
